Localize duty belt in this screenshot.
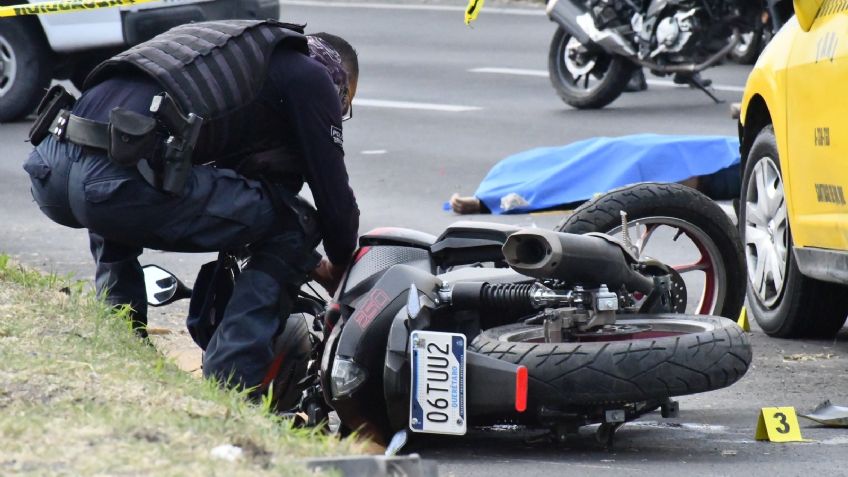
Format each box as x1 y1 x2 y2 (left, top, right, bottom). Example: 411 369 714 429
49 110 110 150
38 89 204 196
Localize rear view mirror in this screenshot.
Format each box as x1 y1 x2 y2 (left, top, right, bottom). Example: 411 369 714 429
794 0 824 32
143 265 191 306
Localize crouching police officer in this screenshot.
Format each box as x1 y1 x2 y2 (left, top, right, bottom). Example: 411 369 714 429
22 20 360 395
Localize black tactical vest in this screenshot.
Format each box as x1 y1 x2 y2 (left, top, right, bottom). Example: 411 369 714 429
84 20 309 163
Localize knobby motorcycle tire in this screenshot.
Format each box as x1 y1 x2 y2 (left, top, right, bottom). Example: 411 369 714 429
470 314 751 407
556 182 746 319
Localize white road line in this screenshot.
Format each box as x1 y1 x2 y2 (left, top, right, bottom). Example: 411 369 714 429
470 67 547 77
354 98 482 112
470 67 746 92
280 0 543 15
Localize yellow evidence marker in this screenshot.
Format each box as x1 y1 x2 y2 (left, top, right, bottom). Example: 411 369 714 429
755 407 809 442
737 306 750 332
465 0 485 25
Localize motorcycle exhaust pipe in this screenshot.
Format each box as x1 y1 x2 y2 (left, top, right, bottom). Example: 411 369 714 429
502 229 654 293
547 0 637 56
635 29 741 74
546 0 594 46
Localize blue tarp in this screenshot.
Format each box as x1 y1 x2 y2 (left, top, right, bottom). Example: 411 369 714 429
467 134 740 214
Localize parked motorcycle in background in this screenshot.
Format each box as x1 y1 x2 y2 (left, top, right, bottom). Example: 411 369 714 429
729 0 793 64
546 0 760 108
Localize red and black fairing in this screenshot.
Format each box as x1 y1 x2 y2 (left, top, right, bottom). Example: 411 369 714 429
323 264 441 442
327 263 532 443
323 223 532 442
339 227 436 304
430 221 521 267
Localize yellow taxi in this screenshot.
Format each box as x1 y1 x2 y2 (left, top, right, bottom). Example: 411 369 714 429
739 0 848 338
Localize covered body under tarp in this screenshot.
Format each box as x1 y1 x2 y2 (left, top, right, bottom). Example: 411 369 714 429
470 134 740 214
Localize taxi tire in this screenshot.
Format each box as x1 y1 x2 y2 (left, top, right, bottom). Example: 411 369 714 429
740 126 848 338
557 182 746 319
0 19 51 123
471 314 751 406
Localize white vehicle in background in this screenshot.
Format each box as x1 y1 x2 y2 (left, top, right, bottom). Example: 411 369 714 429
0 0 281 122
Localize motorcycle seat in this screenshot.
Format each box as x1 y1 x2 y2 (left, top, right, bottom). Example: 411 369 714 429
430 221 521 267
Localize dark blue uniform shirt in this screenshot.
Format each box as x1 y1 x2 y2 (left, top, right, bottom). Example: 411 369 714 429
74 47 360 265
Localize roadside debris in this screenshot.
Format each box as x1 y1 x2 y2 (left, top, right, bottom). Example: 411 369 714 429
800 401 848 428
782 353 838 362
305 455 438 477
210 444 243 462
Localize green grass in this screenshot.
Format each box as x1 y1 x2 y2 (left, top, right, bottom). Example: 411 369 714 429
0 255 361 476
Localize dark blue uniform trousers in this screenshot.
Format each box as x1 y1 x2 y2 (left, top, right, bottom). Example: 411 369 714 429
24 136 319 391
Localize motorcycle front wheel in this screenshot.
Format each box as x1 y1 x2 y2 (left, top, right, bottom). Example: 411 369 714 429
548 27 635 109
557 182 746 319
470 314 751 407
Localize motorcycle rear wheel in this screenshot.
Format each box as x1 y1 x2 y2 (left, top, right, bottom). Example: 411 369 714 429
548 27 635 109
728 28 762 65
470 314 751 407
268 313 312 412
557 182 746 319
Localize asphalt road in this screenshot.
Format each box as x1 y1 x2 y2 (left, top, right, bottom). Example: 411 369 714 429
1 1 847 476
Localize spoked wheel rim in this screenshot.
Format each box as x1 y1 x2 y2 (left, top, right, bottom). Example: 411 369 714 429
554 34 611 96
606 216 728 315
496 318 715 343
0 34 16 97
744 156 788 308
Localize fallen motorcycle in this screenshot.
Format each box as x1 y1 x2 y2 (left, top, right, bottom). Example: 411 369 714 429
144 183 751 449
546 0 760 108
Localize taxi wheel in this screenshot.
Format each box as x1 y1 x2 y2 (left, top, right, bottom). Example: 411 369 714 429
740 126 848 338
0 19 51 123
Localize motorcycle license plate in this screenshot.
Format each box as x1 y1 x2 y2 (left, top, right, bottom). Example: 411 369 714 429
409 331 467 435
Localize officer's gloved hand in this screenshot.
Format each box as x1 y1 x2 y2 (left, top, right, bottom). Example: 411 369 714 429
310 258 345 296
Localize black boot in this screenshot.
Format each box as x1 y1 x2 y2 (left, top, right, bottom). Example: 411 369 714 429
624 69 648 92
673 71 712 88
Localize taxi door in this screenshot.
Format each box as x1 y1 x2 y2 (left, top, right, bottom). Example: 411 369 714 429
785 1 848 249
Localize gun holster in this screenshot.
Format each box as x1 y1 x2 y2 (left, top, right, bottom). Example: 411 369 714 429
29 85 76 146
143 93 204 196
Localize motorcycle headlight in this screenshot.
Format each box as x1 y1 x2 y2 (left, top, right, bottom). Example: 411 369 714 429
330 358 367 398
